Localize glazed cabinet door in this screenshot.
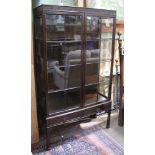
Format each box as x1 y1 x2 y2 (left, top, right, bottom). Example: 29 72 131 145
44 13 84 115
84 15 115 105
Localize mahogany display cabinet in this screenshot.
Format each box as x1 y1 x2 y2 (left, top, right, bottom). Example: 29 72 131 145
33 5 116 149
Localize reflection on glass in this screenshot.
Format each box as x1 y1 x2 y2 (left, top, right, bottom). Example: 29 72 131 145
100 41 112 60
84 17 113 104
99 78 110 98
47 48 82 91
87 16 99 32
46 15 65 25
85 16 100 87
101 18 113 60
48 63 82 91
46 14 82 41
46 14 83 93
65 15 82 40
101 18 113 34
86 41 99 50
85 84 98 105
48 88 81 114
48 91 66 113
97 18 113 99
47 43 82 67
84 85 107 105
46 15 65 40
99 62 111 78
87 16 99 40
85 61 99 85
66 88 81 107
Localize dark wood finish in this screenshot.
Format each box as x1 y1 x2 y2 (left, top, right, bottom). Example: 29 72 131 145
46 101 111 127
33 5 116 17
109 17 116 100
33 5 116 149
106 109 111 128
118 36 124 126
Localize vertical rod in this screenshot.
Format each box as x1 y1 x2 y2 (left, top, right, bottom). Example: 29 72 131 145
84 0 87 8
108 17 116 100
97 17 102 101
114 59 119 110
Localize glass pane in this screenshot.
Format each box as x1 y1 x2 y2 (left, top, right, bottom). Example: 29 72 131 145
48 91 66 114
66 88 81 107
85 84 98 104
46 14 83 92
99 18 113 98
85 61 99 85
65 15 82 40
47 88 81 114
47 42 64 66
48 64 82 91
46 14 83 114
101 18 113 60
85 16 100 86
98 77 110 97
87 16 100 40
100 62 111 78
101 41 112 60
46 14 82 41
84 84 107 105
46 15 65 41
86 16 100 50
84 16 113 104
85 16 99 105
46 14 82 67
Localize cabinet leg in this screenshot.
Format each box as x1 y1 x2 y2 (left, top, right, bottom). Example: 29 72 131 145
46 127 51 150
106 110 111 128
118 107 124 126
90 114 97 119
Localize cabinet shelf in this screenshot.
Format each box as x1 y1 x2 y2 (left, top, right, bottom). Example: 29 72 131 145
46 40 82 43
85 59 112 64
47 60 111 70
85 80 110 86
47 23 82 26
48 86 81 94
47 64 81 70
48 79 109 94
46 38 112 44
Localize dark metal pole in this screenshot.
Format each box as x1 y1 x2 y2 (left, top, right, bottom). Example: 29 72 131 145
114 59 119 110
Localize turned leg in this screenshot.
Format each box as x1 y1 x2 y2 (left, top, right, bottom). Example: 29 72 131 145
106 109 111 128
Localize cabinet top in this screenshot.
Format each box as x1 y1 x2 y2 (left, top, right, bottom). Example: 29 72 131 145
33 5 116 17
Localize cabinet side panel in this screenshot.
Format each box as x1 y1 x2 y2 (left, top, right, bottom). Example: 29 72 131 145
31 11 39 144
31 65 39 144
